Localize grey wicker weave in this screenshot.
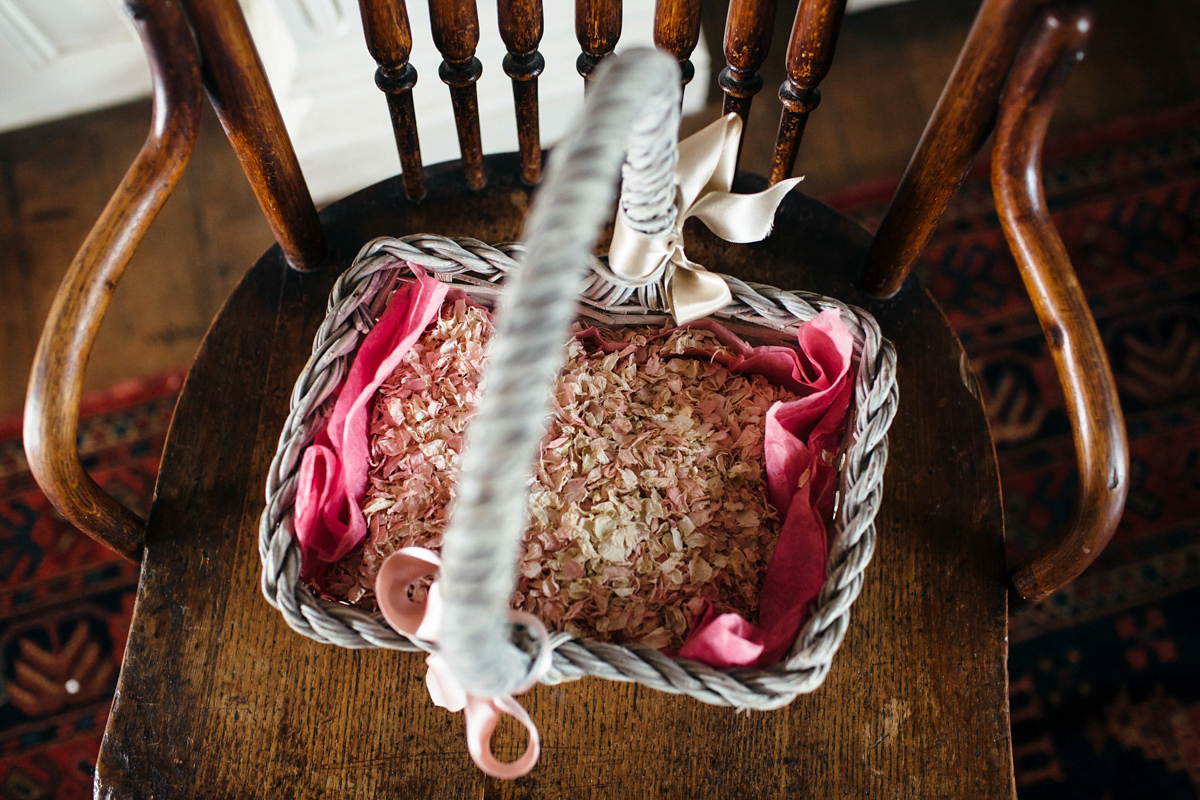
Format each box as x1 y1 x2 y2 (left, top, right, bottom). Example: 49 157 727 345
259 49 898 710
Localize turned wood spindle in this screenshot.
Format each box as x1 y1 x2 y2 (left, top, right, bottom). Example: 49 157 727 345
576 0 622 85
653 0 703 88
359 0 425 201
769 0 847 184
498 0 545 185
182 0 326 270
859 0 1054 298
428 0 486 190
720 0 778 123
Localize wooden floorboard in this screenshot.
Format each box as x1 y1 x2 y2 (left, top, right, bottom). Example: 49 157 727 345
0 103 271 417
1 0 1198 419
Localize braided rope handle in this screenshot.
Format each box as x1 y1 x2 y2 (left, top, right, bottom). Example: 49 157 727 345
437 49 683 696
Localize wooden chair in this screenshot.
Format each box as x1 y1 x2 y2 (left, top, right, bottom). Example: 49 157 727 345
23 0 1127 795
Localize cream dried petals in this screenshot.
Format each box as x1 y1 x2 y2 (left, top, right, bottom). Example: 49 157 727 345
319 299 800 652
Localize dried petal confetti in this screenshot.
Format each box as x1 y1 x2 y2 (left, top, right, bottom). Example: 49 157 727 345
317 299 806 652
301 278 856 668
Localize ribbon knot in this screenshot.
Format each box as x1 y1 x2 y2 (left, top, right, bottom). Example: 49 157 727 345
376 547 552 780
608 112 804 325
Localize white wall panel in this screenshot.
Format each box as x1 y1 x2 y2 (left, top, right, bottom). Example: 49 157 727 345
0 0 714 203
0 0 150 131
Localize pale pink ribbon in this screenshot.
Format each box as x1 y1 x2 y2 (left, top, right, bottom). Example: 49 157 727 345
608 112 804 325
375 547 553 780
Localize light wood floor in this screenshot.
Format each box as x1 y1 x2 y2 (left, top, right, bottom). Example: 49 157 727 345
2 0 1198 418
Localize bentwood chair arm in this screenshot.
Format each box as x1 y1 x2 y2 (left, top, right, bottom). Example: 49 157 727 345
22 0 205 561
992 6 1130 609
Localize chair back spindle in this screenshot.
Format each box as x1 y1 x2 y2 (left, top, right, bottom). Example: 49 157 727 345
576 0 622 84
429 0 487 190
769 0 847 185
498 0 546 185
359 0 426 201
182 0 325 270
719 0 778 125
653 0 703 88
859 0 1052 297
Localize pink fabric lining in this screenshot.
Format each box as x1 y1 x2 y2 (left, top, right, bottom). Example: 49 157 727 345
293 271 854 669
295 269 450 564
669 312 853 667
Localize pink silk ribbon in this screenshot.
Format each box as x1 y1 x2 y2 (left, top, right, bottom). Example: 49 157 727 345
577 311 855 667
294 268 450 564
673 311 853 667
375 547 552 779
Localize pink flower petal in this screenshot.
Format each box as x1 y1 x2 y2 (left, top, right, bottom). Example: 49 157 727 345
308 300 855 666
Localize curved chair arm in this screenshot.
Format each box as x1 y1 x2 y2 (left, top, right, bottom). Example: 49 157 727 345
992 6 1129 609
22 0 204 561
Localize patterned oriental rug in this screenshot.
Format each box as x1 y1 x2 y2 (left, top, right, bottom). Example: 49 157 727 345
827 101 1200 799
1 102 1198 798
0 375 179 799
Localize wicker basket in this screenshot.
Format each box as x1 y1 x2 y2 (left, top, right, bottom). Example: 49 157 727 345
260 49 898 712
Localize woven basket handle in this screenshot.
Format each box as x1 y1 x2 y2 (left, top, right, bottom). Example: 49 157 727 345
436 48 682 696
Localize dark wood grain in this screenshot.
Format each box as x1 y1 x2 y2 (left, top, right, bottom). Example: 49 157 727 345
769 0 849 184
182 0 326 271
359 0 426 201
719 0 778 124
498 0 545 185
428 0 486 190
21 0 202 561
95 156 1013 797
991 6 1128 609
858 0 1052 297
654 0 703 87
575 0 622 83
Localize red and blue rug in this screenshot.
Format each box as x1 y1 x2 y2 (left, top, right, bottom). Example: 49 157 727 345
1 103 1197 798
829 101 1200 798
0 375 179 798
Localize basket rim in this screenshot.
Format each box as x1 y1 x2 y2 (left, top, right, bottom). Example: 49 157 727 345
258 233 899 709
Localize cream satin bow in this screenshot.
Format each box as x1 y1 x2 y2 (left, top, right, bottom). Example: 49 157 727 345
376 547 553 780
608 112 804 325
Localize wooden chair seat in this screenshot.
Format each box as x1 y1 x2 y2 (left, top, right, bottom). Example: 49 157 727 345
25 1 1125 796
95 154 1011 797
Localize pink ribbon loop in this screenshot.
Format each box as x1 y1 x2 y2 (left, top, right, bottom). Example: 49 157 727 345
294 269 451 565
464 679 542 779
376 548 552 780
